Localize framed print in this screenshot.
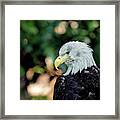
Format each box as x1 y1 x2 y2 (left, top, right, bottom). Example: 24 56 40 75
0 0 120 119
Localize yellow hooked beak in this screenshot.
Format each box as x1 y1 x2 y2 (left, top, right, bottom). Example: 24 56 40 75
54 54 70 70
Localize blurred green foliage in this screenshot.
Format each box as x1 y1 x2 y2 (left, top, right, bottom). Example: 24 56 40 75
20 20 100 100
33 65 45 74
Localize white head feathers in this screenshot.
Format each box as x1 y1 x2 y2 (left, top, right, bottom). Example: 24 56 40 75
59 41 96 76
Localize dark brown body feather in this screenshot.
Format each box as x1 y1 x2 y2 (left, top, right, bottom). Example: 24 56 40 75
53 66 100 100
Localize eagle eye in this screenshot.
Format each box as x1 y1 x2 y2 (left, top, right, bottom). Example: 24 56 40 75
66 51 70 54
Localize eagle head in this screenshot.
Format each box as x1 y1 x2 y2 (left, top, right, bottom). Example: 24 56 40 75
54 41 96 76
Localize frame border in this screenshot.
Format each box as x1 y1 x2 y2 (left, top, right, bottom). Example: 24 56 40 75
0 0 119 119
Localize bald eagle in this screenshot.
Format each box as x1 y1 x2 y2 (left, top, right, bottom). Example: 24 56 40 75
53 41 100 100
